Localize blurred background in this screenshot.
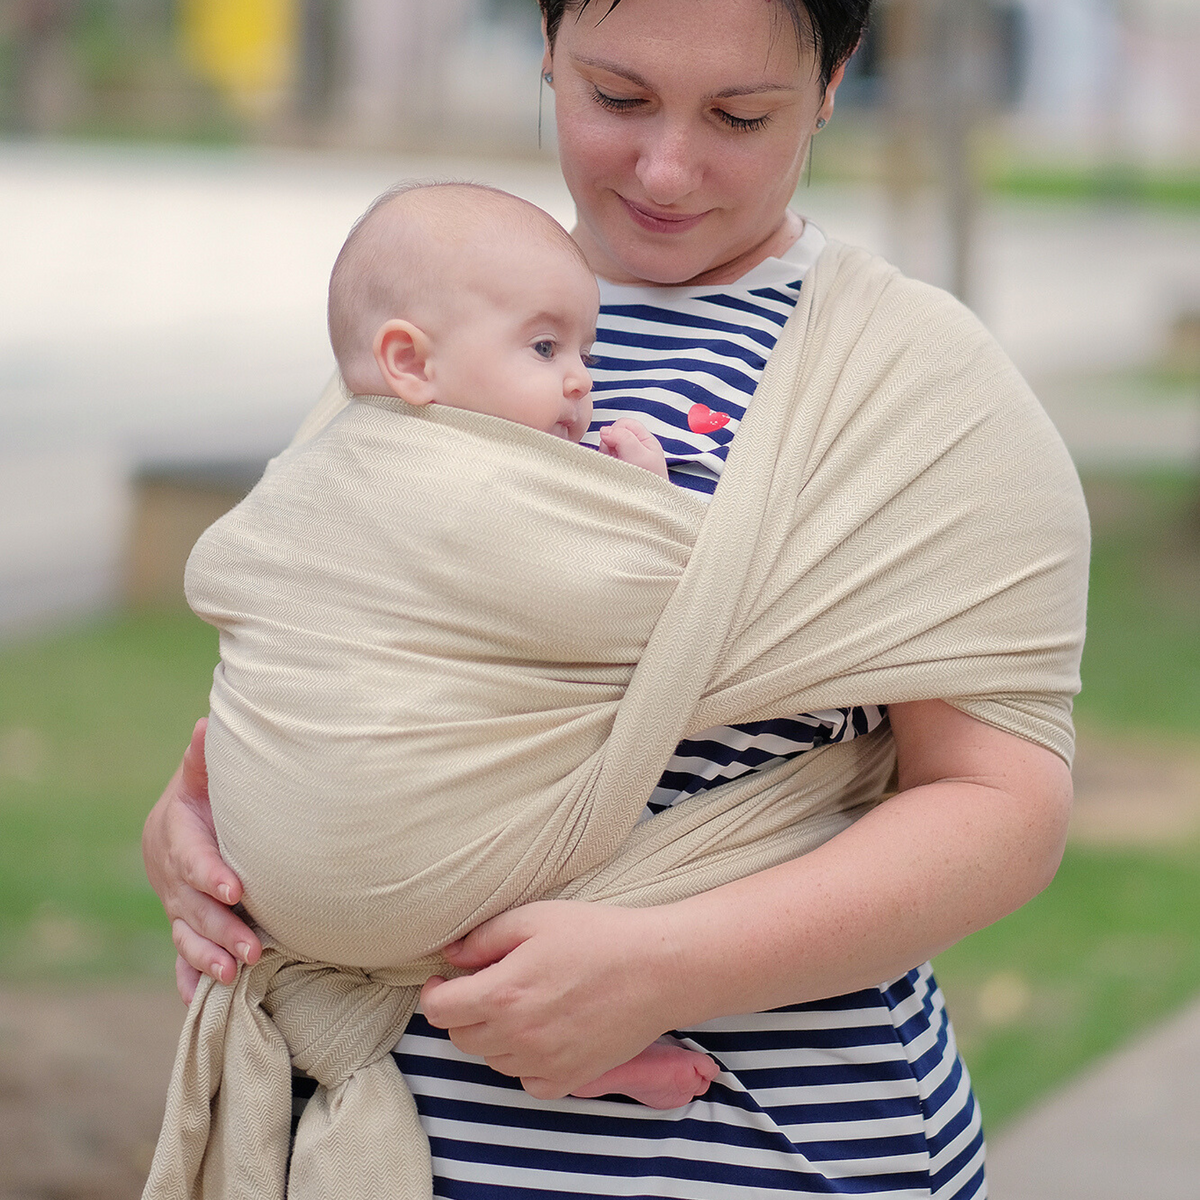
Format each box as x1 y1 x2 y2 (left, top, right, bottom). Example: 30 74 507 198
0 1 1198 1196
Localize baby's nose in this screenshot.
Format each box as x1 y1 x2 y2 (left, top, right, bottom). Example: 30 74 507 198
566 363 592 398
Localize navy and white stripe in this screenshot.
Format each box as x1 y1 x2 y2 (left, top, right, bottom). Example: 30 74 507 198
300 224 988 1197
394 963 984 1199
647 707 887 815
582 262 809 497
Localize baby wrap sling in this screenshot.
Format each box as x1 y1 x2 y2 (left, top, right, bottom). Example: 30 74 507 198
144 242 1089 1200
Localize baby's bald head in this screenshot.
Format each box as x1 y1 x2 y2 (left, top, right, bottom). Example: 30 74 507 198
328 182 589 394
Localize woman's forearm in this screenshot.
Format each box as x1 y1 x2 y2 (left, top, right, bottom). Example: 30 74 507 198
426 701 1072 1093
655 747 1071 1029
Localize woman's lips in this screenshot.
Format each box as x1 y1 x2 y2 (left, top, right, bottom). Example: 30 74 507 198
620 196 708 234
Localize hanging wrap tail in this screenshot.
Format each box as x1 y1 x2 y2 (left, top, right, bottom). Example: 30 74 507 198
144 242 1089 1199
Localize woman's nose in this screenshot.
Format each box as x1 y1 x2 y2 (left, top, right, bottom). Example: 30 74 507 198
634 119 702 206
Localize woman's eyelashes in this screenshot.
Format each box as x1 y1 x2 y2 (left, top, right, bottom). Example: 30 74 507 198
590 85 771 132
591 86 641 113
716 109 771 132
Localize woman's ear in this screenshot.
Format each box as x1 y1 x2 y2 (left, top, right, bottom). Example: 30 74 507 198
540 19 553 86
817 60 849 128
374 320 436 406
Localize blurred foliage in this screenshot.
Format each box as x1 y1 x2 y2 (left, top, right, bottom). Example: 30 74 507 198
0 0 242 142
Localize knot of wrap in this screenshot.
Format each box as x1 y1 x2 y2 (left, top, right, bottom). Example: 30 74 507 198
145 945 435 1200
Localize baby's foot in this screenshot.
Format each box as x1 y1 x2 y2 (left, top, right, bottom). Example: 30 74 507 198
571 1038 719 1109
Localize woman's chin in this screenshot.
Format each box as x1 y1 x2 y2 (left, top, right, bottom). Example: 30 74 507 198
596 240 722 288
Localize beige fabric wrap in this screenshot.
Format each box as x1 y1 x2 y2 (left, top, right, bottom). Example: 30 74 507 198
144 242 1089 1200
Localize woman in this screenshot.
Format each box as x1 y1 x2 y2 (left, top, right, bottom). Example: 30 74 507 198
143 0 1084 1195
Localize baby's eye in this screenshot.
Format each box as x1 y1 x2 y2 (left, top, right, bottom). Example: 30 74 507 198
533 340 556 359
582 352 599 368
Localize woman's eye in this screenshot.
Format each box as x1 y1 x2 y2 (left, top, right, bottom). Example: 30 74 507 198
533 340 556 359
716 109 771 133
592 86 643 113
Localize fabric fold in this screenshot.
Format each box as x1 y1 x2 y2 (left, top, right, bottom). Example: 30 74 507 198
144 241 1089 1200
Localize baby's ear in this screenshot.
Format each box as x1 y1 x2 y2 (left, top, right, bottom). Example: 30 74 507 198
374 320 436 406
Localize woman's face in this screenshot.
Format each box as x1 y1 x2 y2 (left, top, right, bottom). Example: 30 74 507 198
545 0 842 287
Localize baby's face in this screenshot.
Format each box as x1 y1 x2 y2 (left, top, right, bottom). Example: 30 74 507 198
427 235 600 442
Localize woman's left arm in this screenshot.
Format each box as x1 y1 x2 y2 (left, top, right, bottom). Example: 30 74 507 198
421 699 1072 1098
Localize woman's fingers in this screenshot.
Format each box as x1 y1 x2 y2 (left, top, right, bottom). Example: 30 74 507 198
419 973 474 1028
179 717 210 803
520 1076 571 1101
175 881 260 965
442 911 529 970
175 955 201 1004
172 917 239 985
171 810 244 910
143 727 263 975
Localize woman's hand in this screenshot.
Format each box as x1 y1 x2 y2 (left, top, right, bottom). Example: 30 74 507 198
142 718 261 1002
420 900 688 1099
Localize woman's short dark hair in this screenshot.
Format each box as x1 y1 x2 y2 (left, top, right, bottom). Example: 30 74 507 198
538 0 870 91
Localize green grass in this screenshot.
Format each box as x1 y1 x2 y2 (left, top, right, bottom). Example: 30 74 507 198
1074 470 1200 738
933 466 1200 1130
992 165 1200 210
0 611 217 981
936 841 1200 1132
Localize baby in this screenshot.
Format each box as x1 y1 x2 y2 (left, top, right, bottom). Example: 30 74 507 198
209 182 718 1110
329 181 669 478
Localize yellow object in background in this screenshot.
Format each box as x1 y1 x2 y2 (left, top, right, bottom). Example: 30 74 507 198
180 0 296 113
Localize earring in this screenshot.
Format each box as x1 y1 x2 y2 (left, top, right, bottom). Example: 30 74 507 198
543 72 553 84
815 117 827 130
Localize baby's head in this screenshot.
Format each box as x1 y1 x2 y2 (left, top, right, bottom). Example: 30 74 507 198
329 182 599 442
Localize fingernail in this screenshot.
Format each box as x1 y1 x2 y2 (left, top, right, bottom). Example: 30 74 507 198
236 942 252 963
211 962 226 982
218 885 233 904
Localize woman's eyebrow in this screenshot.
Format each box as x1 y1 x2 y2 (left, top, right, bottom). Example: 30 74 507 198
570 54 650 88
570 54 798 98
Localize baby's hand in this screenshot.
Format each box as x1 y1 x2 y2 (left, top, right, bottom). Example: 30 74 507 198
598 418 670 479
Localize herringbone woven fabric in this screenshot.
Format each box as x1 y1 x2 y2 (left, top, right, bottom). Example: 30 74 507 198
143 242 1088 1199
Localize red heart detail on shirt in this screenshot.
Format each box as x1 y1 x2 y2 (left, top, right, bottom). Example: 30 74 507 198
687 403 731 435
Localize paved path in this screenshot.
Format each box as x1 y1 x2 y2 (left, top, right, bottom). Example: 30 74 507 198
987 996 1200 1199
983 737 1200 1198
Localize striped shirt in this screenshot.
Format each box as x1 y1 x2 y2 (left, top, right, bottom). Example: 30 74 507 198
297 222 988 1198
582 222 887 817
